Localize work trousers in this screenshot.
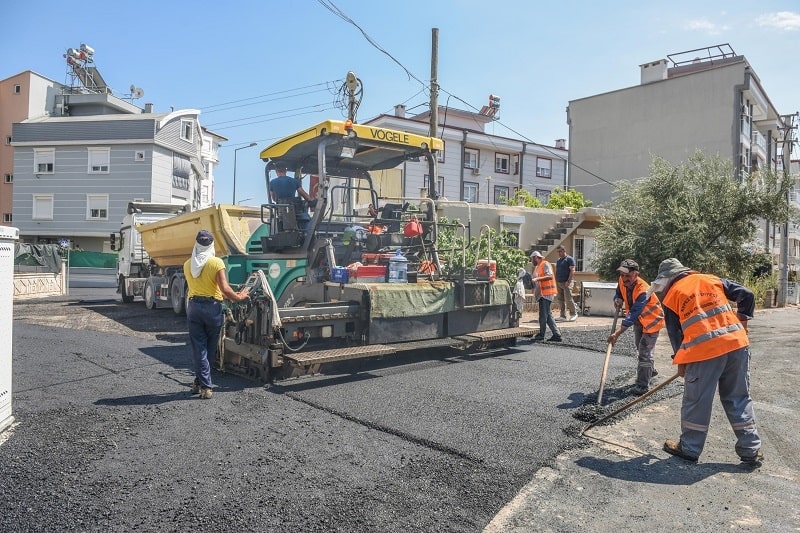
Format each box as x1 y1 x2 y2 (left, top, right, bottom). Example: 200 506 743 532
555 281 577 318
187 298 224 389
537 298 561 338
633 325 659 388
679 346 761 459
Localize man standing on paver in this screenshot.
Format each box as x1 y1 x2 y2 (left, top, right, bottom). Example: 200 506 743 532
554 245 579 322
607 259 664 395
649 258 762 465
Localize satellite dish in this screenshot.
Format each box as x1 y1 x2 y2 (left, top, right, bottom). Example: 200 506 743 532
130 84 136 93
133 88 144 99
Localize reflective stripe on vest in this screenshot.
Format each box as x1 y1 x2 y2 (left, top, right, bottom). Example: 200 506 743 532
536 261 557 297
661 274 749 364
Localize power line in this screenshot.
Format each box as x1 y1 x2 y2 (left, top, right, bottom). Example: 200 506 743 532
197 80 341 111
205 102 334 127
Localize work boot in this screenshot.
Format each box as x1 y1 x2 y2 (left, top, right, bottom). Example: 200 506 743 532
630 384 648 395
191 380 200 395
663 439 698 462
532 335 545 342
652 367 659 377
199 387 213 400
739 449 764 467
547 335 562 342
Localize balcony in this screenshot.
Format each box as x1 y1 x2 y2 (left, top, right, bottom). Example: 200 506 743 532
751 130 767 160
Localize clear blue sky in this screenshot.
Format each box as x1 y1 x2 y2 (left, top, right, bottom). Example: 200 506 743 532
4 0 799 205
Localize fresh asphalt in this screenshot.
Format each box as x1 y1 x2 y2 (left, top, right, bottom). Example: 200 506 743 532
2 288 798 531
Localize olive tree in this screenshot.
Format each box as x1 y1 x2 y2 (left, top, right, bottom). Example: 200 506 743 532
593 152 793 282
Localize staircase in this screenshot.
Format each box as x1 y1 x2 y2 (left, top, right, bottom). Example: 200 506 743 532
530 212 583 255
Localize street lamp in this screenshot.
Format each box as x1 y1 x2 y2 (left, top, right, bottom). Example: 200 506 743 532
236 197 253 205
232 142 257 205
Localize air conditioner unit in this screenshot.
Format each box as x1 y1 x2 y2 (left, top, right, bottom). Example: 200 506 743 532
471 167 480 176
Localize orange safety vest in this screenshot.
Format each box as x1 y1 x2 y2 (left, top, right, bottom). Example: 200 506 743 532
661 273 749 364
535 261 557 298
617 277 665 334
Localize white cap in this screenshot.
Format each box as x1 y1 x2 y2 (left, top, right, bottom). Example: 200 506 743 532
530 251 543 258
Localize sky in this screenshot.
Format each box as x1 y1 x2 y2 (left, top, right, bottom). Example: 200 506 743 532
4 0 800 206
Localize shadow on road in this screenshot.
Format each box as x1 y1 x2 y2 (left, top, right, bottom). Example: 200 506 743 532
575 454 749 485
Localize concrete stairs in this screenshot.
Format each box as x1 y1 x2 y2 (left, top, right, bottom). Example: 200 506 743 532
530 213 582 255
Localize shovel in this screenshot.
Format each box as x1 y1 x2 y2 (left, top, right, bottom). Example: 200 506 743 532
597 307 620 405
581 372 680 436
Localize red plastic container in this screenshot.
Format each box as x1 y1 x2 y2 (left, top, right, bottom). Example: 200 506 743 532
354 265 387 282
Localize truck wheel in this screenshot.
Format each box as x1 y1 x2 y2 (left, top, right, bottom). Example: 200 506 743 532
144 279 157 310
171 281 186 315
120 277 134 303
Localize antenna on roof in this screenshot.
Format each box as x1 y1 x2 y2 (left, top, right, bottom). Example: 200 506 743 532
127 85 145 102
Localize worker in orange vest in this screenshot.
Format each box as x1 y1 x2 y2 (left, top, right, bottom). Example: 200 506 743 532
650 258 762 466
530 251 561 342
607 259 665 395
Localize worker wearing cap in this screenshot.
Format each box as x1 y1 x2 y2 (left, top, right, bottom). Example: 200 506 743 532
183 230 250 399
607 259 665 395
530 251 561 342
269 162 315 231
650 258 762 465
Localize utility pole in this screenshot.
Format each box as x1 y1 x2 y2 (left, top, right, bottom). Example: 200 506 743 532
345 71 359 122
777 113 796 307
428 28 439 200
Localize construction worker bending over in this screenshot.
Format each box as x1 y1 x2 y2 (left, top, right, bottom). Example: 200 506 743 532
607 259 665 395
650 258 762 466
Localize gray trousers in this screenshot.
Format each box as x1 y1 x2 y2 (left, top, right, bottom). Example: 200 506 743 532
633 325 659 388
679 346 761 459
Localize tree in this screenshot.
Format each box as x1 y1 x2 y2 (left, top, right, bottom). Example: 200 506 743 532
507 187 592 211
593 152 793 282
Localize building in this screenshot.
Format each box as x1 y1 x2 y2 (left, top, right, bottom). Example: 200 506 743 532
366 103 568 206
566 43 797 278
2 45 224 252
0 71 65 227
567 44 787 207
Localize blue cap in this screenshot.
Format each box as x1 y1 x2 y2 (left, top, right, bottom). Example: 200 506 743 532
196 230 214 246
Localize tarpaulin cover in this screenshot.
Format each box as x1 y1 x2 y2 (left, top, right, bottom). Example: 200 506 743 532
367 280 511 319
14 244 63 273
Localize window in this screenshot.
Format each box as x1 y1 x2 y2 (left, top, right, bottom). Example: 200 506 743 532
88 147 110 173
464 148 479 169
5 136 10 145
463 181 478 203
423 174 445 196
3 213 11 223
437 141 445 163
32 194 54 220
135 150 145 161
494 185 509 204
13 85 21 94
536 157 552 178
3 174 12 184
86 194 109 220
34 148 55 174
180 120 193 142
173 153 191 190
536 189 551 204
513 154 520 175
495 153 510 174
574 237 597 273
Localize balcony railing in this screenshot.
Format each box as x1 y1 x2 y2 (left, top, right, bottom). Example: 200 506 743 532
752 130 767 152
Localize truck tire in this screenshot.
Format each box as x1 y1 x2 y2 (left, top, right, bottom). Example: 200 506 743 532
120 276 134 303
171 280 186 315
144 279 157 310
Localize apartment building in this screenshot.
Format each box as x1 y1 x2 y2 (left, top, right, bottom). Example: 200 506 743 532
2 49 224 252
567 43 796 277
0 71 64 227
567 44 786 206
366 104 567 206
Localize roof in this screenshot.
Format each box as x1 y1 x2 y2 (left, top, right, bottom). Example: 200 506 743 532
259 119 443 177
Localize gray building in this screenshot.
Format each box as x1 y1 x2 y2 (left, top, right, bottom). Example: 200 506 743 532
566 43 796 275
567 44 786 207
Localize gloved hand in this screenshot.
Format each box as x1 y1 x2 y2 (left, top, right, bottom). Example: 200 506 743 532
307 198 318 208
568 280 575 290
607 331 618 345
614 298 623 309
